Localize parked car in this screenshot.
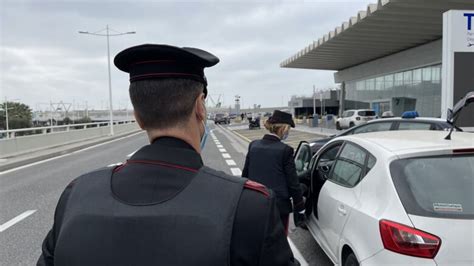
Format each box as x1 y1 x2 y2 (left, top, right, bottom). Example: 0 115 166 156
308 117 461 155
294 130 474 266
214 113 230 124
229 113 238 119
336 109 377 130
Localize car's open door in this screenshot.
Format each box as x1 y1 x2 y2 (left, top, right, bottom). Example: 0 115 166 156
294 141 312 180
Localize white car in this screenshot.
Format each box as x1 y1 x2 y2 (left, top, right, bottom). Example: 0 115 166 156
336 109 377 130
294 130 474 266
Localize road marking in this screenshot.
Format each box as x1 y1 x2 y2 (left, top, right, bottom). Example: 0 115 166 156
288 238 308 266
0 210 37 233
225 159 236 166
222 153 231 159
216 144 223 148
0 131 144 175
229 129 252 143
230 168 242 176
219 148 227 153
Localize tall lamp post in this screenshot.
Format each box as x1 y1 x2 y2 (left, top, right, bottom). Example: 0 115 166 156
2 98 20 138
79 25 135 135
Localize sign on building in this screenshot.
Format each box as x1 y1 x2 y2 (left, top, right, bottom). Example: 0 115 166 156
442 10 474 127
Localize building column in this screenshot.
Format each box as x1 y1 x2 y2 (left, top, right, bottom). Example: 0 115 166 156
339 82 346 117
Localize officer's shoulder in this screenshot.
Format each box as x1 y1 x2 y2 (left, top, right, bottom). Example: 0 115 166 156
201 167 272 198
283 143 294 153
243 180 271 198
67 164 121 188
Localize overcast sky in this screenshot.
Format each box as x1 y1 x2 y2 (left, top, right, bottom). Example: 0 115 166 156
1 0 373 111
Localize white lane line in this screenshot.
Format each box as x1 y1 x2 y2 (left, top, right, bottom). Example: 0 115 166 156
215 142 221 145
216 145 224 148
230 168 242 176
222 153 231 159
225 159 236 166
288 238 308 266
0 131 144 175
0 210 37 233
219 148 227 153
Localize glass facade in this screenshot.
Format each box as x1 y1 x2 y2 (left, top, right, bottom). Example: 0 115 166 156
345 64 442 117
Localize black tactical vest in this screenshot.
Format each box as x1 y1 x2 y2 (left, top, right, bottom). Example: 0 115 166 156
54 166 246 266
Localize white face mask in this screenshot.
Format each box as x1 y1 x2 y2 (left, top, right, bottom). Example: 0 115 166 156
199 103 209 151
282 130 289 140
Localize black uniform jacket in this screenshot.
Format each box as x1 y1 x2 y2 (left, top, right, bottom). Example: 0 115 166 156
242 134 304 216
37 137 298 266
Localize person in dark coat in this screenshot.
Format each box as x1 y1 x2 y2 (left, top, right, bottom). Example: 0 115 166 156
37 44 300 266
242 110 305 234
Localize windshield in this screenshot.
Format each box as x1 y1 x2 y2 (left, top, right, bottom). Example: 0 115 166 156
390 155 474 219
358 110 376 116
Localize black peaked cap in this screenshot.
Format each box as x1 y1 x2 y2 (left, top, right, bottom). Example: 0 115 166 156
114 44 219 96
267 110 295 128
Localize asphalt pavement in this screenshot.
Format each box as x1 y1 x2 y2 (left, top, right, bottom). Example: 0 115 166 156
0 123 332 266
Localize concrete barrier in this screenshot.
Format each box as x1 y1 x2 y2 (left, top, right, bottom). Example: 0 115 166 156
0 123 140 158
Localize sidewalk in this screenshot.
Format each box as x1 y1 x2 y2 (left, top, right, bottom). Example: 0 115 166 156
0 129 142 172
293 124 340 137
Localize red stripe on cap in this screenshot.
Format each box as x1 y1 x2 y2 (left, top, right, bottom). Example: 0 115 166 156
126 159 199 173
244 180 270 197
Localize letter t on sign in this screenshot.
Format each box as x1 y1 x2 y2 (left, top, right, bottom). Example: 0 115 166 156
464 13 474 31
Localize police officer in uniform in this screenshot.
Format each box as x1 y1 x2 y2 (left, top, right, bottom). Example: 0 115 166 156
242 110 306 234
37 44 300 266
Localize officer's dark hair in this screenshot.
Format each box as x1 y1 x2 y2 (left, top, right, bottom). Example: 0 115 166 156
130 79 204 129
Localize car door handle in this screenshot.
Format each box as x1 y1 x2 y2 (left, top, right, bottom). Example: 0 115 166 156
337 205 347 216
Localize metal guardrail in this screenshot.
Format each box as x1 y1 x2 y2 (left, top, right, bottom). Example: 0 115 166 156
0 120 136 139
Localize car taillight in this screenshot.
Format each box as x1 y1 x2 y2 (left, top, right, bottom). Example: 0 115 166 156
379 220 441 259
356 117 361 121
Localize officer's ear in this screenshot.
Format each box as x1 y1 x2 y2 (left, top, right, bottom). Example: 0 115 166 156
194 93 206 122
133 110 145 130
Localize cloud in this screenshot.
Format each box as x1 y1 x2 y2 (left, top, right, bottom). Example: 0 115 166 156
1 0 373 109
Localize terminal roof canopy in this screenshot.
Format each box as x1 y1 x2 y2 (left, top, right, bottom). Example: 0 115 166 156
281 0 474 71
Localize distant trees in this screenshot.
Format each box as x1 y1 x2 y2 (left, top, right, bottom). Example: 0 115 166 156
0 102 32 130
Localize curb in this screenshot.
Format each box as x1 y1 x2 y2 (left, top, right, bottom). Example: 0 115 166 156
0 130 142 173
225 126 252 143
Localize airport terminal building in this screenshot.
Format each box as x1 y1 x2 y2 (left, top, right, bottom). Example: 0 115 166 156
282 0 474 123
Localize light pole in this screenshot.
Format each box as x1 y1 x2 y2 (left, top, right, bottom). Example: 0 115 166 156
79 25 135 135
312 85 316 116
2 98 20 138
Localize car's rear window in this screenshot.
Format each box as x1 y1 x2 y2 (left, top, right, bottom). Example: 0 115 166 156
390 155 474 219
358 111 375 116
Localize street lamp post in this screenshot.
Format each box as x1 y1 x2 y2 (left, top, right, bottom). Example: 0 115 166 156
79 25 135 135
2 97 20 138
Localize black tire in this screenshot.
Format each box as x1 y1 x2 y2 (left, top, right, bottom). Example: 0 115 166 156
349 122 355 128
344 253 359 266
336 122 341 130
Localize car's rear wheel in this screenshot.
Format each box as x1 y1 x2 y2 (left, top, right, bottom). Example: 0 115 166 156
344 253 359 266
336 122 341 130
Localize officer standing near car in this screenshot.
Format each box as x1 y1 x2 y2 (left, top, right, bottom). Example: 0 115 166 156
242 110 306 234
37 44 300 266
